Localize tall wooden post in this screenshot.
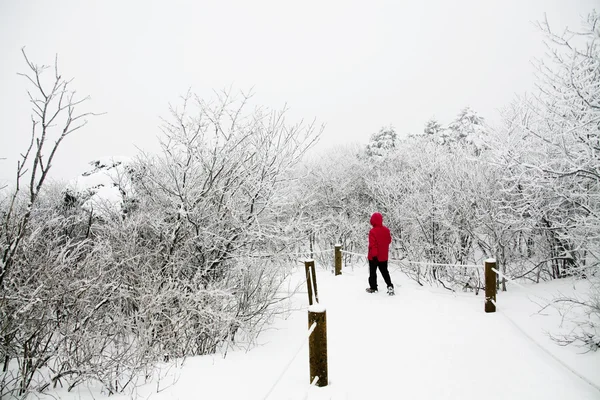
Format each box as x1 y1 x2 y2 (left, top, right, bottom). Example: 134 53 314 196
304 260 312 306
310 260 319 304
308 305 328 387
304 259 315 306
485 258 497 313
334 245 342 276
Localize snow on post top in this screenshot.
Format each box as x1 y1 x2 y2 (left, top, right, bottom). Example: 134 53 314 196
335 243 342 247
485 258 497 263
301 258 314 263
308 303 326 313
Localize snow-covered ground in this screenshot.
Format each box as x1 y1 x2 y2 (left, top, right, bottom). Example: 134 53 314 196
40 263 600 400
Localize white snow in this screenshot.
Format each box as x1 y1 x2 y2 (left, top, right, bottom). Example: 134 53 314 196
308 303 326 313
38 264 600 400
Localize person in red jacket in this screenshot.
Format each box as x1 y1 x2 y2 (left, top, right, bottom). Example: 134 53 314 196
366 212 395 295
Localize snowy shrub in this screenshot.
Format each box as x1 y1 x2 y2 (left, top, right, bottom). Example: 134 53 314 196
0 50 99 397
502 11 600 350
295 144 373 261
65 156 137 218
1 63 321 396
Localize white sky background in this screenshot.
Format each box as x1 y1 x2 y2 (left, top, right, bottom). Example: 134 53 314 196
0 0 598 184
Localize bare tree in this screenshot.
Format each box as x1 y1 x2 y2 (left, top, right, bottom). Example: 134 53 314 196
1 49 98 397
1 48 98 289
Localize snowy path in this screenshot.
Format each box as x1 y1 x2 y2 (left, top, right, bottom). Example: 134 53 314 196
318 271 599 400
49 266 600 400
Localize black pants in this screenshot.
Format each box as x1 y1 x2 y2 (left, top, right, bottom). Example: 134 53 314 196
369 258 393 290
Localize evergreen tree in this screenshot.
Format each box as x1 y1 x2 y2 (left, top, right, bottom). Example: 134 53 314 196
366 125 397 158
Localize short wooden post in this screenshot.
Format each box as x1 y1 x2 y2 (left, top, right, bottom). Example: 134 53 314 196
308 305 328 387
485 258 497 313
334 244 342 276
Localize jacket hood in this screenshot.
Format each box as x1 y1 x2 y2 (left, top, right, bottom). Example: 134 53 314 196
370 212 383 227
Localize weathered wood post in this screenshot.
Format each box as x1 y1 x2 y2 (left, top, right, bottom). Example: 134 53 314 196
334 244 342 276
304 259 316 305
308 304 328 387
310 260 319 304
485 258 497 313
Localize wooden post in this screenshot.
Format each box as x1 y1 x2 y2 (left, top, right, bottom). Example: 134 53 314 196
304 260 315 306
310 261 319 304
308 305 328 387
485 258 497 313
334 244 342 276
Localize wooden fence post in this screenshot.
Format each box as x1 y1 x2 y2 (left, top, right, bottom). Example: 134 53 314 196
308 305 328 387
304 259 319 305
485 258 497 313
334 245 342 276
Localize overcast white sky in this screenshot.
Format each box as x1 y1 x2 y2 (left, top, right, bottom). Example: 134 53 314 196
0 0 598 183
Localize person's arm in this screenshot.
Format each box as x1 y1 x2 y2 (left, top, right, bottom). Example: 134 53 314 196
369 229 378 260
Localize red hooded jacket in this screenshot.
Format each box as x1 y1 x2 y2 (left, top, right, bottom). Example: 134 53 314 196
368 212 392 261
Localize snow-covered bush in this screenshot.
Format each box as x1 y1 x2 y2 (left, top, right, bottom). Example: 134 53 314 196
294 144 373 262
490 11 600 350
1 74 322 395
86 89 322 362
0 50 100 398
366 129 494 290
65 157 136 218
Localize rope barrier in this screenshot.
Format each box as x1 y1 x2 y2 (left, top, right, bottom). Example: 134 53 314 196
249 249 335 259
240 249 334 259
491 267 550 303
491 268 533 293
341 250 481 269
314 248 335 254
262 322 318 400
387 260 410 273
397 259 481 269
340 250 369 258
286 248 335 256
490 300 600 394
